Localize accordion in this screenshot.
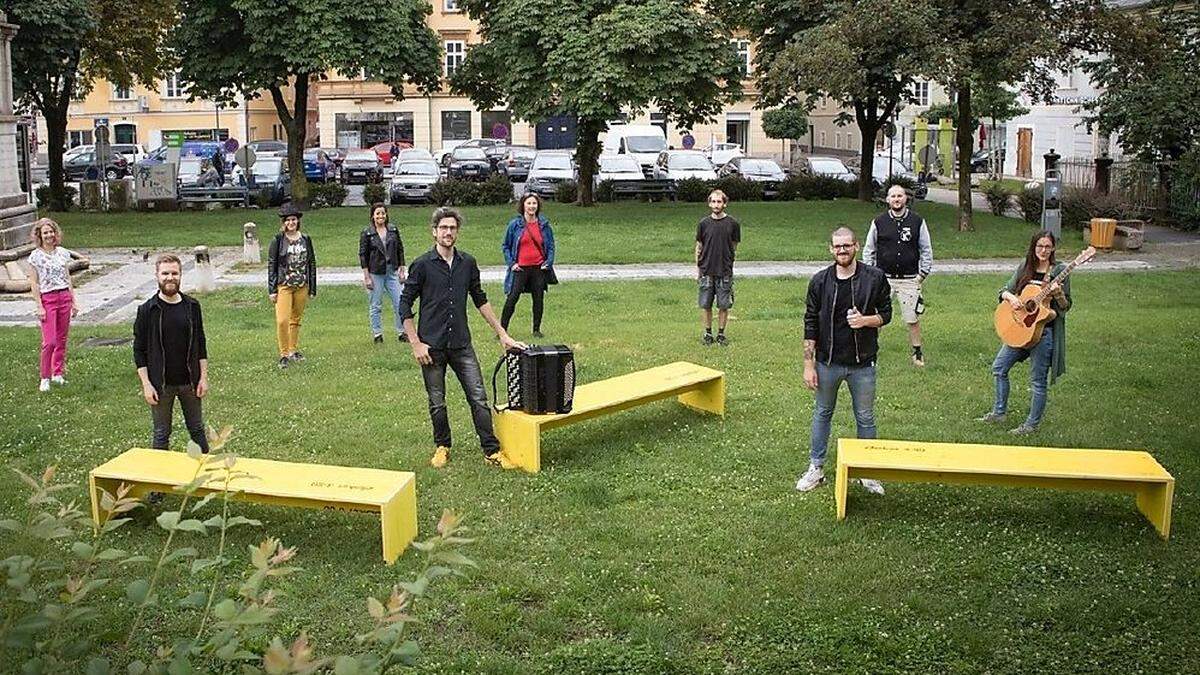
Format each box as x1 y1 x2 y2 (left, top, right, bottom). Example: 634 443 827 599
491 345 575 414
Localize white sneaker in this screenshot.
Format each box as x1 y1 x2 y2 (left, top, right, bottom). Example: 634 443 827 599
795 465 825 492
50 376 67 386
38 378 50 392
858 478 885 495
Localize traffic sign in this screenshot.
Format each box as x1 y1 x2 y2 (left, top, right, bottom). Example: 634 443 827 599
165 131 185 148
223 137 240 153
95 118 109 128
94 125 110 143
234 146 257 169
681 134 695 150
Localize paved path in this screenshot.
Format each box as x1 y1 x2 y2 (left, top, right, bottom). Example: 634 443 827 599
2 241 1188 327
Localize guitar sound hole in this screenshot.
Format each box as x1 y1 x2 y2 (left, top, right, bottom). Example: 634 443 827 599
1022 313 1038 328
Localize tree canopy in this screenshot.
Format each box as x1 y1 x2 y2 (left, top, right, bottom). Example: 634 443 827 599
172 0 442 203
452 0 744 205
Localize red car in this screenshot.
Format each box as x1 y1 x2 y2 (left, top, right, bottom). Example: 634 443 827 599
369 140 413 166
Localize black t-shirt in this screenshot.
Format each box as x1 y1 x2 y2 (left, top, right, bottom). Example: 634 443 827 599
831 276 859 366
160 299 191 385
695 215 741 278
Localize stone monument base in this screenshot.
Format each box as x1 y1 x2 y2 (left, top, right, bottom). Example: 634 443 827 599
0 197 88 293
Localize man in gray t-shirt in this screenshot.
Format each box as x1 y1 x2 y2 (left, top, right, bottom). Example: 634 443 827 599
694 189 741 346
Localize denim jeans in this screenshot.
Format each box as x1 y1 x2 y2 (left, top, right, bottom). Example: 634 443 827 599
991 325 1054 428
150 384 209 452
367 267 403 337
810 361 877 467
419 346 500 454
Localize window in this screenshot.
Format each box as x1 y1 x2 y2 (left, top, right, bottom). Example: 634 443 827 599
913 80 930 107
113 85 133 101
444 41 465 77
164 71 186 99
835 132 842 149
444 0 459 10
441 111 471 141
68 130 93 147
820 130 827 147
732 39 751 79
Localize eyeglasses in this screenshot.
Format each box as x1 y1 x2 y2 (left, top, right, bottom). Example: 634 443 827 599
832 244 856 250
435 225 459 232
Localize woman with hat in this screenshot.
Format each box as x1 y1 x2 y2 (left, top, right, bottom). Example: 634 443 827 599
268 202 317 369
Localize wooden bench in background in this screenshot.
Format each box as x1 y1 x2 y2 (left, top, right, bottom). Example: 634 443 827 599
90 448 418 563
835 438 1174 539
493 361 725 473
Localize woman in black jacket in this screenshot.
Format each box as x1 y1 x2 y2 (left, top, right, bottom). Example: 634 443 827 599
359 203 407 343
267 202 317 369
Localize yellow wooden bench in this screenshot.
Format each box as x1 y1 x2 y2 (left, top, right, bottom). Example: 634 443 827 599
493 361 725 473
835 438 1175 539
89 448 418 563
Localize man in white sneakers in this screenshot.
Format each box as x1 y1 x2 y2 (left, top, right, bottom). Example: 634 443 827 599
862 184 933 366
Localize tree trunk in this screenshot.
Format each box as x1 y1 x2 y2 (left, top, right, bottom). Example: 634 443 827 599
269 74 310 206
43 104 69 211
855 119 880 202
955 81 974 231
575 118 604 207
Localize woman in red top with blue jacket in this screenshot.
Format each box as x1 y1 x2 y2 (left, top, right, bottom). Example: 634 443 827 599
501 193 556 337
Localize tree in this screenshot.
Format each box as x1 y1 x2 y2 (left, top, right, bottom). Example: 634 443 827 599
750 0 936 201
6 0 174 210
920 83 1027 178
1082 2 1199 162
172 0 442 205
451 0 744 206
762 105 808 160
924 0 1101 230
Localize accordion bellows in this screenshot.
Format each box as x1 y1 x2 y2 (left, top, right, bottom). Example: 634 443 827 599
496 345 575 414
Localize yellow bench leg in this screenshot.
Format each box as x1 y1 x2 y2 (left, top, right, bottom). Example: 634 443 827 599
492 413 542 473
1136 481 1174 540
380 479 418 564
835 464 849 520
677 376 725 416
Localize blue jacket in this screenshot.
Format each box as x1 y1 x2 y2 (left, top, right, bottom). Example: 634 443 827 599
502 214 556 294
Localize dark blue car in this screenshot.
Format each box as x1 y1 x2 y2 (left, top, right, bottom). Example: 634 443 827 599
303 148 335 183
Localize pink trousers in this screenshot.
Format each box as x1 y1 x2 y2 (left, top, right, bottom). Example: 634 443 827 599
39 288 72 378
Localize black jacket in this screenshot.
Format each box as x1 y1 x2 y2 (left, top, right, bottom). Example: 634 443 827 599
132 293 208 390
268 232 317 295
804 263 892 366
359 225 406 275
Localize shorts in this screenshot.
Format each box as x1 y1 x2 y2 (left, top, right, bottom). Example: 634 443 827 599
698 275 734 310
890 276 924 324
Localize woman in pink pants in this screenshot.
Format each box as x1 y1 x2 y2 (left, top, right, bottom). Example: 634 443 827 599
27 218 83 392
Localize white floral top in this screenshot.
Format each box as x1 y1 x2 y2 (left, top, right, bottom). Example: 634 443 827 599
28 246 74 293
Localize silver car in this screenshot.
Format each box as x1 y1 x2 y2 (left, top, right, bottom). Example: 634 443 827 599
389 160 441 204
526 152 576 197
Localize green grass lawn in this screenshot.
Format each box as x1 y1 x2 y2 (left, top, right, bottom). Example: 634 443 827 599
1 271 1197 671
47 200 1080 268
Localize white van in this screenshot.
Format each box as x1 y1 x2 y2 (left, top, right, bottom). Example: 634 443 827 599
601 124 667 176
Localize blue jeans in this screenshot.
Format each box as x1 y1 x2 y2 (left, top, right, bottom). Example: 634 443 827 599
810 361 877 467
991 325 1054 428
367 267 403 337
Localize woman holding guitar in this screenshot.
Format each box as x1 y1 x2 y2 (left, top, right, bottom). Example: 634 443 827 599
979 230 1075 435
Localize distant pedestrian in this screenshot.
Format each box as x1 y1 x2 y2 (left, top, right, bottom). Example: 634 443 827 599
212 148 226 186
694 189 740 345
501 193 557 338
27 218 84 392
268 202 317 369
862 184 933 366
133 254 210 453
389 142 400 167
360 203 408 343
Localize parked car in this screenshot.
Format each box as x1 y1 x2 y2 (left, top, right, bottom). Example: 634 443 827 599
602 124 667 177
483 143 510 170
437 138 505 168
447 147 493 181
140 141 226 166
242 157 291 205
341 149 383 184
653 150 718 181
176 157 206 188
389 160 441 204
970 148 1003 174
595 154 644 186
718 157 787 198
525 152 576 197
497 146 536 182
396 148 434 163
706 142 745 167
800 155 857 183
110 144 145 164
247 140 288 157
870 154 928 200
63 149 129 181
64 144 92 161
303 148 336 183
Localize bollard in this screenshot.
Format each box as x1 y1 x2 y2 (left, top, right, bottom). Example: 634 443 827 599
242 221 261 263
193 245 216 293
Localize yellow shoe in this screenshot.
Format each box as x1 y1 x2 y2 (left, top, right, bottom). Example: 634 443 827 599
484 451 516 470
430 446 450 468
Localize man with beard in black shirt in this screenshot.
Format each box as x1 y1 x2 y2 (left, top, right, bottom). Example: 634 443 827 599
795 227 891 494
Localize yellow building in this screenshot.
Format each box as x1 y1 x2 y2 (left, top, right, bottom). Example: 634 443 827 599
317 2 776 158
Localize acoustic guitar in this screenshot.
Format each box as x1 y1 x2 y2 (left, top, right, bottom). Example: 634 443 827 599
993 246 1096 349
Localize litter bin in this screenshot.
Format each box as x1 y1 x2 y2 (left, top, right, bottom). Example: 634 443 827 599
1090 217 1117 249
